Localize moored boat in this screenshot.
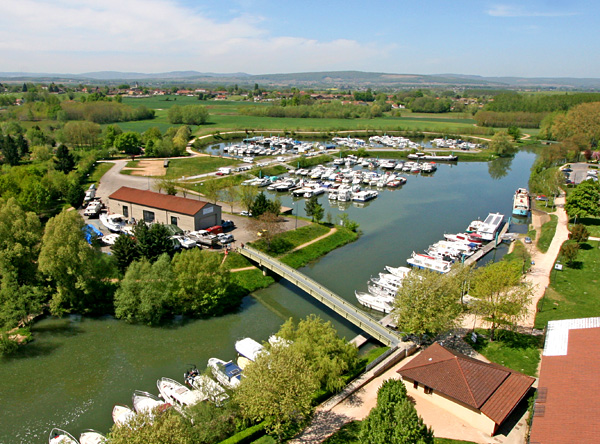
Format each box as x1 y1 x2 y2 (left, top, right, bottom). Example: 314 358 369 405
476 212 504 241
208 358 243 389
235 337 265 369
183 368 229 405
157 377 205 410
49 429 79 444
132 390 169 415
406 252 452 273
512 188 530 216
112 405 136 427
79 430 106 444
355 291 393 313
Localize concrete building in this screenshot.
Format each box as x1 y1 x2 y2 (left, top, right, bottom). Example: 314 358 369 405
108 186 221 231
529 317 600 444
397 342 534 436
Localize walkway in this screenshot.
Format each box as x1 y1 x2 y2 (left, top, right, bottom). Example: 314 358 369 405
239 246 402 347
292 227 338 251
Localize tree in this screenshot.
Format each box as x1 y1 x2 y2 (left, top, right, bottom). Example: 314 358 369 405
38 210 101 315
393 268 466 343
114 131 142 155
569 223 590 243
1 135 20 165
276 315 359 393
108 410 193 444
181 105 209 125
167 105 183 124
114 254 174 325
489 130 517 156
239 185 258 212
250 212 285 250
134 222 174 262
235 343 318 440
552 102 600 149
171 248 233 316
61 121 101 148
507 125 522 141
54 144 75 173
560 240 580 266
304 195 324 223
250 192 270 217
103 124 123 149
360 379 434 444
111 234 140 273
565 180 600 220
221 185 239 213
155 178 178 195
201 179 223 204
66 180 85 209
470 261 533 341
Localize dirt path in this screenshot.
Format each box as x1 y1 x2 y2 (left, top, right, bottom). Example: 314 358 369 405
462 192 570 331
292 227 338 251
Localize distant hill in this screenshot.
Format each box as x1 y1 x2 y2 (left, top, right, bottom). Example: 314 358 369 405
1 70 599 90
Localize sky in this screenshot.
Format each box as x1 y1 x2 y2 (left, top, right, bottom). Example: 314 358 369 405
0 0 598 77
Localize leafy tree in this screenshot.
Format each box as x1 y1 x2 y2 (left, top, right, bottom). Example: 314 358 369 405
0 270 45 330
114 254 174 325
565 180 600 219
142 126 162 145
114 131 142 155
1 135 20 165
134 222 174 262
38 210 101 315
304 195 324 223
66 180 85 208
569 224 590 243
507 125 522 141
250 192 270 217
221 185 239 213
552 101 600 148
470 261 533 341
360 379 434 444
54 144 75 173
171 248 233 316
201 179 223 204
393 268 466 344
239 185 258 212
108 409 193 444
168 105 184 124
186 400 239 443
155 178 178 195
103 124 123 149
338 213 360 232
181 105 209 125
277 315 359 393
560 240 580 266
490 130 517 156
61 121 102 148
111 234 140 273
235 342 318 440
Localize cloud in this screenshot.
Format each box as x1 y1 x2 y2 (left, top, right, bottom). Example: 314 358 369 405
0 0 388 73
487 4 577 17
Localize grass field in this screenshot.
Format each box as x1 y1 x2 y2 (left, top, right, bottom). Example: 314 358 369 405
535 239 600 329
576 216 600 237
164 156 240 179
465 329 542 377
537 214 558 253
251 224 330 255
83 162 114 188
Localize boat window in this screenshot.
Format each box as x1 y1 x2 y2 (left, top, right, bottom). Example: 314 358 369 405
143 210 155 223
122 206 129 218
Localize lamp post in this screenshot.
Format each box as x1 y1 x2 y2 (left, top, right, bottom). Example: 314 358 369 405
294 200 298 230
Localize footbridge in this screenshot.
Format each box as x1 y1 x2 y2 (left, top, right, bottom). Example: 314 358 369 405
239 246 402 347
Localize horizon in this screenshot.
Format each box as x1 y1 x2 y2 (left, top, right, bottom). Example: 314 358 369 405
1 1 598 78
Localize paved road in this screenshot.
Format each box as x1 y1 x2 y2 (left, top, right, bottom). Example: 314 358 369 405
565 162 590 185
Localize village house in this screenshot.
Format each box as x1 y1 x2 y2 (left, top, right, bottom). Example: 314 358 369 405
397 342 534 436
108 186 222 231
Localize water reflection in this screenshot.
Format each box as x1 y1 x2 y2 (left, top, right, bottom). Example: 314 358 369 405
487 156 513 180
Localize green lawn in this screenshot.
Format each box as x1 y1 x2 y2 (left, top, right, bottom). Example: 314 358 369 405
537 214 558 253
535 239 600 329
502 241 532 271
465 329 542 377
83 162 114 188
251 224 330 256
164 156 241 179
576 216 600 237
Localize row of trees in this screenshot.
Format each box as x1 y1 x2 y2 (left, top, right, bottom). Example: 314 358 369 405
474 110 547 128
394 260 533 342
484 92 600 113
239 101 386 119
167 105 209 125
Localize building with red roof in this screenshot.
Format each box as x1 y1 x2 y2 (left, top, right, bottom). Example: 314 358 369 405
529 317 600 444
109 186 221 231
397 342 534 435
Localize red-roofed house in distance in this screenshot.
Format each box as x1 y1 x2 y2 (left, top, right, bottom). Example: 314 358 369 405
108 186 221 231
397 342 534 436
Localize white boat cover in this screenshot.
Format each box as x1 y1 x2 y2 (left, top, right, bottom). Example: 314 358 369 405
235 338 264 362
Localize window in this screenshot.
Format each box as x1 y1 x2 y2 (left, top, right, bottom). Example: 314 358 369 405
122 206 129 218
424 386 433 395
413 380 418 390
171 216 178 226
143 210 155 223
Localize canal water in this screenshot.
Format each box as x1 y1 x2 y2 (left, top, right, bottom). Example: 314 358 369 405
0 151 535 444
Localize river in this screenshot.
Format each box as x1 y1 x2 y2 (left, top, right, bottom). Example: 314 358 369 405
0 151 536 444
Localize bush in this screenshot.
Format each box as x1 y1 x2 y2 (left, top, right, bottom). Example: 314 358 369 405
218 422 267 444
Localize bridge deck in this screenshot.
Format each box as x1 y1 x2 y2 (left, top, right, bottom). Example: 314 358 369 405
239 246 401 347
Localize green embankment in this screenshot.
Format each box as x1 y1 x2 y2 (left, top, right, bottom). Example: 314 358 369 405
537 215 558 253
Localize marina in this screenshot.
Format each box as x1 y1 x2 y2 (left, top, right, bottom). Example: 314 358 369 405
0 151 536 444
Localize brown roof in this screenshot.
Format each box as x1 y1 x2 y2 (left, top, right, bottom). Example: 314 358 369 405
398 342 534 425
109 187 209 216
530 324 600 444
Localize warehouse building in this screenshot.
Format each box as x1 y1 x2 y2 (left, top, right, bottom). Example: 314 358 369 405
108 186 221 231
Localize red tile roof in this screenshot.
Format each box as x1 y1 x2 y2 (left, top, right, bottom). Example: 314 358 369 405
530 324 600 444
398 342 534 425
109 187 209 216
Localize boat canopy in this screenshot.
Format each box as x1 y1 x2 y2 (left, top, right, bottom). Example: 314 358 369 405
235 338 264 362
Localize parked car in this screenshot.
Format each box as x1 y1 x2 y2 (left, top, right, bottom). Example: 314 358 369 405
221 220 235 230
206 225 223 235
524 237 532 244
535 195 548 201
217 233 234 244
240 211 252 217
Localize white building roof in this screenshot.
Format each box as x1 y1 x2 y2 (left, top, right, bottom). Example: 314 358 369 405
543 317 600 356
